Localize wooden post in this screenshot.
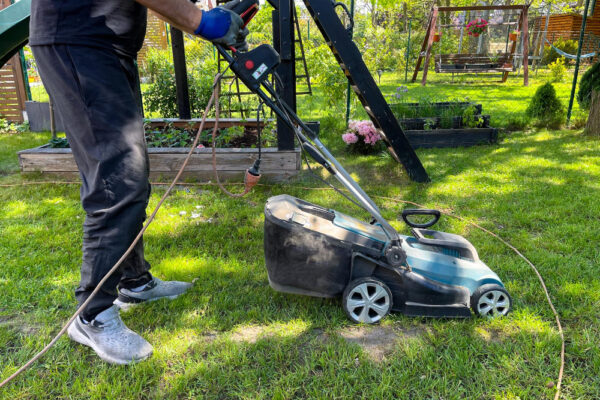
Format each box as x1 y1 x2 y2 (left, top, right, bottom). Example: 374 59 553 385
411 10 433 82
420 7 438 86
522 5 529 86
273 0 296 151
170 27 191 119
502 9 523 83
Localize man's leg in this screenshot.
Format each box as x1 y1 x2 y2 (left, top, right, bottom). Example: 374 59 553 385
33 44 152 320
32 44 154 364
110 53 193 308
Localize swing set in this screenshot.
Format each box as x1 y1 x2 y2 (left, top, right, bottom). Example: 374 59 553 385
413 4 531 86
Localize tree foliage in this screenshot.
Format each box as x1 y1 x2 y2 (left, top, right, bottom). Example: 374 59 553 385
577 62 600 110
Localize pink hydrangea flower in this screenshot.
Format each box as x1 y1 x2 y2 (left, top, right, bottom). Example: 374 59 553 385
344 120 382 146
342 132 359 144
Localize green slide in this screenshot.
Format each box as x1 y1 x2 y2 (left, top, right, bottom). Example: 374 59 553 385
0 0 31 68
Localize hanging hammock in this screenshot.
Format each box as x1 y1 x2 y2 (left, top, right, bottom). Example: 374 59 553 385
545 39 597 59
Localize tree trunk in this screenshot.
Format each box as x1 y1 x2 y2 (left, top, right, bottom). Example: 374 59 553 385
586 89 600 136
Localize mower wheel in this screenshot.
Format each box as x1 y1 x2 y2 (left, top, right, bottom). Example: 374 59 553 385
342 277 392 324
471 284 511 318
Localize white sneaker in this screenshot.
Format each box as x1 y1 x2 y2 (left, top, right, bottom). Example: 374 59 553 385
67 305 153 365
114 277 192 311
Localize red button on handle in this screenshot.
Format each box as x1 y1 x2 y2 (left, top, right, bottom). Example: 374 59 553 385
245 60 255 70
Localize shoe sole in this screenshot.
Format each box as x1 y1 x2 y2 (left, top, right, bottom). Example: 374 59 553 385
67 321 152 365
114 294 181 311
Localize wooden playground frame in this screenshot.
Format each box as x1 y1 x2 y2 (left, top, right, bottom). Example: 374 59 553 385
412 4 531 86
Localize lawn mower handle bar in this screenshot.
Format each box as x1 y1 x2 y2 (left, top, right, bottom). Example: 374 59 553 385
216 44 400 242
401 209 441 228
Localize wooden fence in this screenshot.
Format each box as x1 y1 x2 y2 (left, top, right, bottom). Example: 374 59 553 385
0 0 26 122
0 54 26 122
137 12 169 68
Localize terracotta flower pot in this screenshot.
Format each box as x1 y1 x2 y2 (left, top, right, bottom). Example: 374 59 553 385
509 33 519 41
433 33 441 42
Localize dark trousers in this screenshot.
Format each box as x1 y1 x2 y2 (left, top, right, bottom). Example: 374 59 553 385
32 45 153 321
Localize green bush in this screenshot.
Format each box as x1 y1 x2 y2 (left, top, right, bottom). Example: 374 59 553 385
541 38 578 65
142 49 218 118
462 104 484 128
577 62 600 110
139 48 171 83
526 82 564 128
305 43 347 113
548 58 567 82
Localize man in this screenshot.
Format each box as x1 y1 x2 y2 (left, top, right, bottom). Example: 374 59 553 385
30 0 248 364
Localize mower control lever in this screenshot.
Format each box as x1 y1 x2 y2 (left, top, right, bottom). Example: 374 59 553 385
224 0 259 28
401 209 441 229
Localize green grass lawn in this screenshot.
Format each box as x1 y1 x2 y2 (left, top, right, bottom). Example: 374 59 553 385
1 122 599 398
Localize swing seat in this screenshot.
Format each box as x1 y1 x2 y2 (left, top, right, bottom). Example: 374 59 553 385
435 53 513 73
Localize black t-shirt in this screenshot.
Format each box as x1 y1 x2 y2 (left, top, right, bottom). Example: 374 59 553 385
29 0 147 58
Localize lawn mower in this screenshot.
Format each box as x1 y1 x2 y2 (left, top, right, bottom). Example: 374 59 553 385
221 0 512 324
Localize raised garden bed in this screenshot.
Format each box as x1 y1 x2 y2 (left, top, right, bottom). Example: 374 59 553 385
390 102 498 149
405 128 498 148
18 118 303 182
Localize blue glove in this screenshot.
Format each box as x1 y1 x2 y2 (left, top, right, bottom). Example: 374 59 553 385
194 7 248 49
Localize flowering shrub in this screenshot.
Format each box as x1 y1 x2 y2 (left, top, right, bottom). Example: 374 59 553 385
466 18 488 37
342 120 384 154
342 132 359 144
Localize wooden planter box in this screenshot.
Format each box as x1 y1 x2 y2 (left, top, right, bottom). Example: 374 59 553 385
405 128 498 149
18 117 317 181
18 146 301 182
399 117 441 130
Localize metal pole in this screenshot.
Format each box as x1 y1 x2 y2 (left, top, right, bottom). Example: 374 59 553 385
457 11 466 54
18 48 31 101
48 97 56 141
405 18 412 82
345 0 355 126
535 6 551 70
567 0 592 124
504 11 511 54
